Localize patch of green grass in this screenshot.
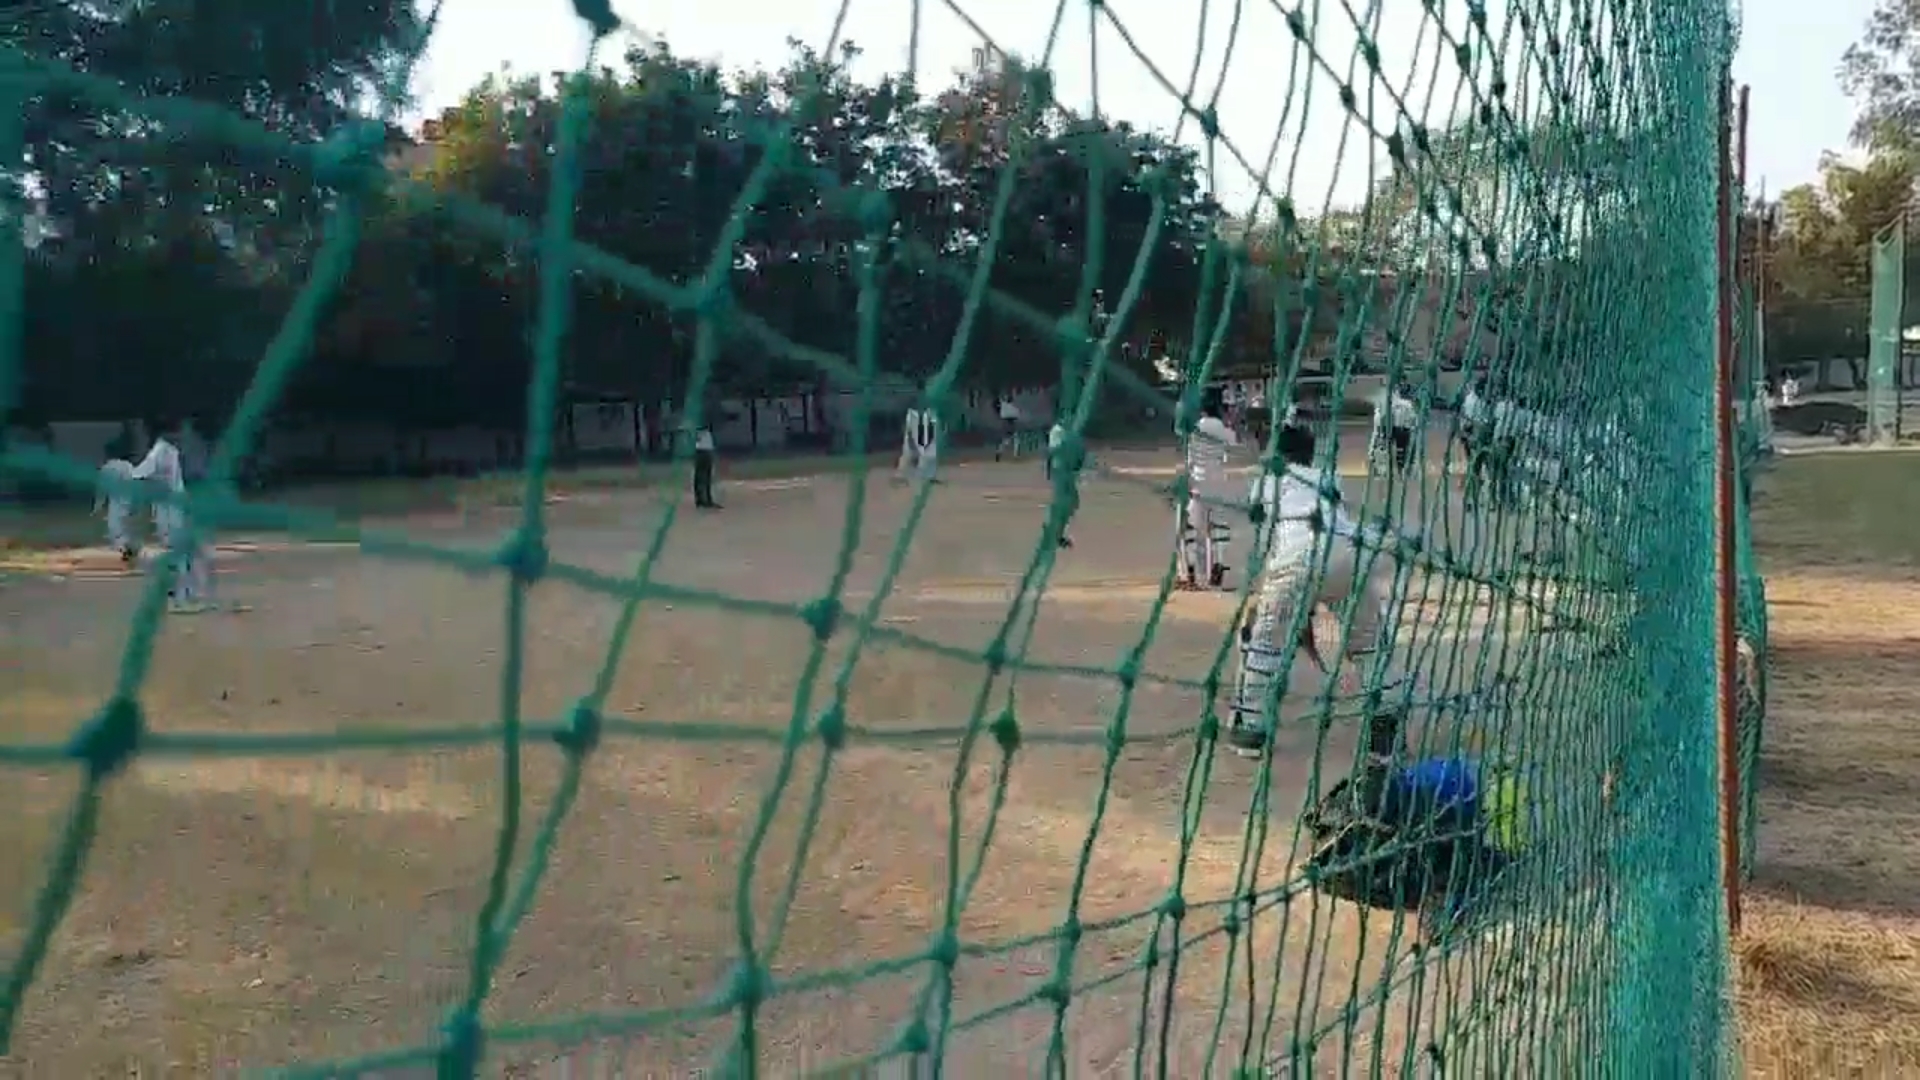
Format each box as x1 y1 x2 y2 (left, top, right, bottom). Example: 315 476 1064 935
1751 453 1920 569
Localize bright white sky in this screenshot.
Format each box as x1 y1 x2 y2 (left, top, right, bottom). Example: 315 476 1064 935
408 0 1865 217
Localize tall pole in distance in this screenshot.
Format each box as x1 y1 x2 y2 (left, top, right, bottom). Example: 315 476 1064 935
1713 76 1747 938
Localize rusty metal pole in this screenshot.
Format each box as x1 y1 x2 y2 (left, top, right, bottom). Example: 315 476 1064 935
1713 76 1747 938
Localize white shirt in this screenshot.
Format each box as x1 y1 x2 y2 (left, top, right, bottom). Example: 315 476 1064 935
1248 463 1359 567
131 436 184 494
1182 414 1237 493
904 408 937 449
1048 422 1066 450
997 399 1021 421
1461 390 1490 425
131 436 186 537
1374 389 1418 430
692 428 715 452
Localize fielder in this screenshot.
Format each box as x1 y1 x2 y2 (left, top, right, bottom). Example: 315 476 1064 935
94 457 139 565
898 404 940 485
1046 417 1073 549
1174 388 1237 590
1370 381 1420 474
994 395 1023 461
1225 421 1401 758
131 418 216 613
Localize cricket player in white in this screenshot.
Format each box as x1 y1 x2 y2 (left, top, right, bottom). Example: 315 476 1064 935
130 419 214 613
95 457 139 565
994 396 1023 461
1370 381 1420 473
1225 422 1400 758
898 405 939 485
1175 388 1237 590
1046 418 1073 548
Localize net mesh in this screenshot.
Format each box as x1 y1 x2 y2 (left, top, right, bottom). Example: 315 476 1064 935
0 0 1744 1073
1869 219 1905 445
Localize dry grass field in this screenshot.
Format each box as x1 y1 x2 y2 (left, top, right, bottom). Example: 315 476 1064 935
1736 451 1920 1077
0 427 1621 1076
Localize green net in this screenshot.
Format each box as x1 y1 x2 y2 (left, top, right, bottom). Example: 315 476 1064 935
1869 218 1905 445
0 0 1744 1073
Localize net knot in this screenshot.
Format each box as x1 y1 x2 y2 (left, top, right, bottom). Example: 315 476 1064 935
988 707 1021 754
981 638 1008 674
436 1006 483 1078
1160 891 1187 920
1385 131 1408 168
928 930 960 968
68 695 143 780
1115 656 1139 691
893 1016 931 1056
554 701 602 755
569 0 622 38
1196 107 1220 141
801 597 841 641
814 704 848 751
495 533 549 584
1274 196 1298 234
718 959 768 1010
1020 67 1053 111
1196 711 1219 743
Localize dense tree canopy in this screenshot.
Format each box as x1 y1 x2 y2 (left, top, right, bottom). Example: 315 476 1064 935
8 31 1253 432
8 12 1792 444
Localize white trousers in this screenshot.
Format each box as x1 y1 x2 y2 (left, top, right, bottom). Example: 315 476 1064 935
1229 538 1397 735
155 506 213 603
103 504 133 553
898 441 937 481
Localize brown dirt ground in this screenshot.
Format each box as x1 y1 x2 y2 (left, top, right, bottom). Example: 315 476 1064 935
1738 452 1920 1077
0 428 1612 1076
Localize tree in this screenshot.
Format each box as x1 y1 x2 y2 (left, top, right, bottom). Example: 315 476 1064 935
13 28 1230 449
1764 150 1918 377
9 0 425 425
1842 0 1920 152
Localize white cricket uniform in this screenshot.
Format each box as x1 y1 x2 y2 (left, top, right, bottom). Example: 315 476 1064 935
95 459 137 554
1046 421 1066 479
1177 414 1237 584
995 399 1023 459
131 436 209 605
1230 464 1397 738
1460 390 1490 428
1373 389 1418 434
1371 389 1419 469
899 407 939 481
